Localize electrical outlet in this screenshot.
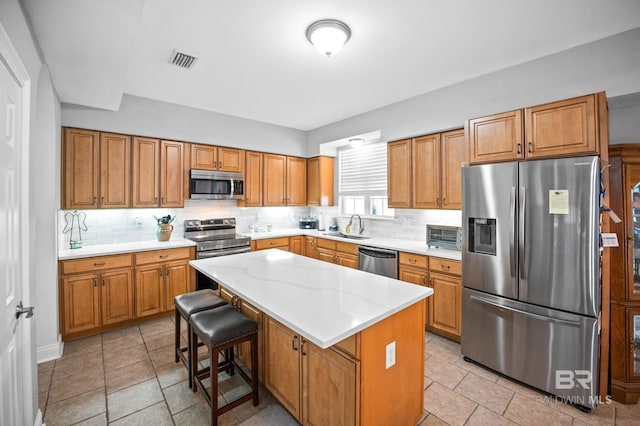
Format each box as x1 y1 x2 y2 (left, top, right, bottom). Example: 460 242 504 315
135 217 143 228
385 341 396 369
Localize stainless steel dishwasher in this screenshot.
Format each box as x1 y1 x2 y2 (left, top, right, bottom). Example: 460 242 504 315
358 246 398 279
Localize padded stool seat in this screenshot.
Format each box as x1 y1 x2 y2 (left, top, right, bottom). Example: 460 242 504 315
174 290 227 388
190 304 259 426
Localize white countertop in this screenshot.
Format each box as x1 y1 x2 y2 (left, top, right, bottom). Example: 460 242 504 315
246 228 462 261
190 249 434 349
58 238 196 260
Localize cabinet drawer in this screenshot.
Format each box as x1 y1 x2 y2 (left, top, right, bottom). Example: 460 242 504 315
135 247 191 265
336 242 358 256
429 257 461 275
333 334 359 359
399 252 428 269
61 254 132 274
316 238 336 250
254 237 290 250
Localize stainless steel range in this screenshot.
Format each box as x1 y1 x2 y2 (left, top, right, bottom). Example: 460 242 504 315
184 217 251 289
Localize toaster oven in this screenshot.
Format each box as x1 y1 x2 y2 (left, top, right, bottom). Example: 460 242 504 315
426 224 462 250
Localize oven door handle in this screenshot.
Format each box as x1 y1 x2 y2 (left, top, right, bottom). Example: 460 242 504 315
196 247 251 259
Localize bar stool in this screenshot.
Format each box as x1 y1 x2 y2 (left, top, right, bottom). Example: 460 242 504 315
174 289 227 388
190 304 259 426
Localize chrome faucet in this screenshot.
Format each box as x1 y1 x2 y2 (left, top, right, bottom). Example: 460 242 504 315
348 214 364 235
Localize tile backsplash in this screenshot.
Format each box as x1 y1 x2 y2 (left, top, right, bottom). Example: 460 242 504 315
58 200 461 250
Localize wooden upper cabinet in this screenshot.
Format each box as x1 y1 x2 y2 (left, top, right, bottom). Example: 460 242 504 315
160 140 184 207
525 93 597 159
132 137 183 208
468 109 524 164
263 154 306 206
286 156 307 206
239 151 263 207
191 144 245 172
63 128 100 209
307 156 334 206
99 132 131 208
440 129 467 209
132 137 160 207
387 139 412 208
412 134 440 209
263 154 286 206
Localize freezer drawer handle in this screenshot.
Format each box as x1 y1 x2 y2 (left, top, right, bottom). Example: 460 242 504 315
470 295 582 327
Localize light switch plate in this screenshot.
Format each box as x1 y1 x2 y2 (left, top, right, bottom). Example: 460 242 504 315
385 341 396 369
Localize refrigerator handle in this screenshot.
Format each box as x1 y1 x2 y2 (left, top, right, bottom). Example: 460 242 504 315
469 295 582 327
509 187 516 278
519 187 526 280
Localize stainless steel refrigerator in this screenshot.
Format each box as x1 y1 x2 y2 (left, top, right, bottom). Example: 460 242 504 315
461 156 601 410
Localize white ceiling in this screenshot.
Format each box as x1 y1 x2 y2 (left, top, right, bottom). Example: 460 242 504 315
23 0 640 131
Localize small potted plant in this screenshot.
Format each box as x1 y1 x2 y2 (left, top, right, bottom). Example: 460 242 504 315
154 214 175 241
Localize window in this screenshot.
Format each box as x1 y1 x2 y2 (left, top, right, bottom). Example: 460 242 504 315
338 143 394 217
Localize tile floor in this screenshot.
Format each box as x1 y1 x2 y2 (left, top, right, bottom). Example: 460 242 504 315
38 317 640 425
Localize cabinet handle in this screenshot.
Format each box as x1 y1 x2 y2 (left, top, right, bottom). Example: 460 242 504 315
443 198 447 206
408 258 416 264
516 143 522 154
441 265 450 271
292 335 298 351
154 197 158 204
528 142 533 153
159 268 163 277
93 262 106 267
218 162 222 168
93 278 97 287
102 277 105 286
161 197 165 204
165 267 169 276
422 275 428 285
159 254 169 259
301 339 307 356
101 196 105 205
436 197 440 207
631 334 636 353
429 277 433 286
92 197 97 206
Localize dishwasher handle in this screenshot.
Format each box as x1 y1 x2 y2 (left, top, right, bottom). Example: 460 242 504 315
358 246 398 259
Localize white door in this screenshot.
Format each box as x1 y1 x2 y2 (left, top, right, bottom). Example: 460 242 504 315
0 24 33 426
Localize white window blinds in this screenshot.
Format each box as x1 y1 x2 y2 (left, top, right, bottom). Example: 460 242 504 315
338 143 388 194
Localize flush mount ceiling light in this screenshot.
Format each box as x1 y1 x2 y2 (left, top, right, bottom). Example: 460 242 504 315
306 19 351 57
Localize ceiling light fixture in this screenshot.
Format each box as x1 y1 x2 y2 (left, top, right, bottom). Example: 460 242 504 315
306 19 351 57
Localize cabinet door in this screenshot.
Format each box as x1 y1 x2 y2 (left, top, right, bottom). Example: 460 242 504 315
238 300 264 382
100 132 131 208
62 273 100 335
286 157 307 206
337 253 358 269
132 137 160 207
440 129 466 210
428 272 462 339
625 164 640 301
468 110 524 164
164 261 189 311
289 236 304 255
399 266 429 328
63 128 99 209
307 156 334 206
241 151 263 206
628 309 640 382
160 140 184 207
265 317 301 421
412 134 440 209
218 147 245 172
525 94 597 159
100 268 134 325
263 154 286 206
135 264 164 317
305 237 317 259
302 342 358 426
191 144 217 170
387 139 412 208
316 248 336 264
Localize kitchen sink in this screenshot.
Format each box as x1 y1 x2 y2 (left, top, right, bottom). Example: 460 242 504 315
323 232 370 240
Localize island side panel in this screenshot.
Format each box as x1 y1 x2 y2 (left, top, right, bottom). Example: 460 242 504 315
360 300 426 425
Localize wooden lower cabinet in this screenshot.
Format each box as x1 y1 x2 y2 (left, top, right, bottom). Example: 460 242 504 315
265 317 359 425
60 247 194 340
315 239 358 269
252 237 290 251
289 236 304 255
428 258 462 341
304 237 317 259
219 286 265 383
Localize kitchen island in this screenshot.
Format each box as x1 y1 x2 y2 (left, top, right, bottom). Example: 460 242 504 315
190 249 433 425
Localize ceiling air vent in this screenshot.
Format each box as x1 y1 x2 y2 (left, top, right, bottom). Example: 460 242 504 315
168 50 198 69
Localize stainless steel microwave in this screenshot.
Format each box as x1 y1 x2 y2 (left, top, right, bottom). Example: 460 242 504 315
190 169 244 200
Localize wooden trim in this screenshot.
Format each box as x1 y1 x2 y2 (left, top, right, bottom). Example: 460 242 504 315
598 91 610 399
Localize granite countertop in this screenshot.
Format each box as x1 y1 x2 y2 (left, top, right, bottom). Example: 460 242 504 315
246 228 462 261
58 238 196 260
190 249 434 348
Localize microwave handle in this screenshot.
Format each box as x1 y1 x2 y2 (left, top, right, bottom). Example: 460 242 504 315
230 178 235 196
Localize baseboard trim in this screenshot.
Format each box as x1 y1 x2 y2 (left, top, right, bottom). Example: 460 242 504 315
36 335 63 363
